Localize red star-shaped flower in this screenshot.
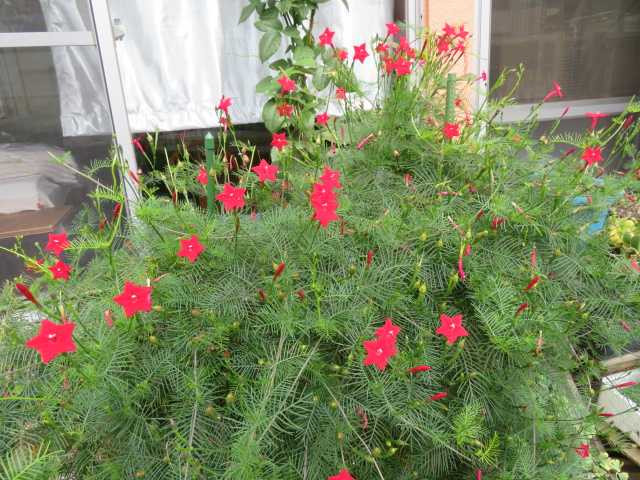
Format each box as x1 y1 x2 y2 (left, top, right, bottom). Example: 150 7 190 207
197 166 208 185
217 95 232 115
394 58 412 76
436 313 468 344
582 146 603 166
336 49 348 62
313 202 340 228
277 75 297 94
26 319 76 364
543 81 563 102
585 112 607 130
328 469 355 480
252 159 279 183
336 87 347 100
216 183 246 211
353 43 369 63
575 443 590 458
113 281 153 317
386 22 400 36
319 166 342 189
375 317 400 341
442 22 457 37
443 122 461 139
316 112 330 126
45 232 70 257
177 235 204 263
49 260 71 281
271 132 288 151
457 24 469 40
363 336 397 371
277 103 294 118
437 36 450 54
319 27 335 47
430 392 448 401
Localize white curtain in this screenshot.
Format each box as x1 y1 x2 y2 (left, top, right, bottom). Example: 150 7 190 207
41 0 394 135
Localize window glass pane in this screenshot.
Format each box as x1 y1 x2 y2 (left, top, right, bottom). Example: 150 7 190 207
490 0 640 103
0 45 112 282
0 0 93 33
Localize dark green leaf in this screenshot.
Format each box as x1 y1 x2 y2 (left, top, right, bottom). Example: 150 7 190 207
262 99 285 133
293 46 316 68
259 31 282 62
255 76 280 95
312 68 330 91
255 17 282 32
283 26 301 39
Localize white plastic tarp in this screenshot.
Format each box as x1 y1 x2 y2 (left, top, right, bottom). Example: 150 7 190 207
41 0 394 135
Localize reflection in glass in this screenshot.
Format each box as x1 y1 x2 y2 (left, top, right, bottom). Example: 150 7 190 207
0 45 112 281
491 0 640 103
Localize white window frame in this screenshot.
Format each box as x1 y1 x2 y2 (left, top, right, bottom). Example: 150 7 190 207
0 0 137 211
477 0 633 123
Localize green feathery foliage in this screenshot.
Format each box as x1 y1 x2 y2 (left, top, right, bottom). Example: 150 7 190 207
1 1 640 479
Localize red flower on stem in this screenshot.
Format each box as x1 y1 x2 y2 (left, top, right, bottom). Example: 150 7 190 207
491 216 505 230
582 146 603 167
177 235 204 263
328 468 355 480
375 317 400 341
631 259 640 273
443 122 460 139
316 112 330 126
336 49 348 62
457 25 470 40
217 95 232 115
363 336 397 371
16 283 39 306
197 166 208 186
436 36 450 54
319 27 335 47
112 202 122 220
353 43 369 63
252 159 279 183
277 75 296 94
336 87 347 100
408 365 432 374
586 112 607 130
26 319 76 364
271 132 288 151
393 58 412 76
436 313 468 345
524 276 540 292
49 260 71 281
543 81 563 102
575 443 590 459
113 281 153 317
600 412 614 417
476 469 482 480
386 22 400 36
216 183 246 212
430 392 448 401
313 200 340 228
45 232 70 257
530 247 537 269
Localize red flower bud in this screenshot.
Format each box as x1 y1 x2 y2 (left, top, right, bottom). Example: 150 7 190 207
614 381 637 389
15 283 39 306
515 303 529 317
524 276 540 292
408 365 432 374
366 250 375 267
273 262 286 281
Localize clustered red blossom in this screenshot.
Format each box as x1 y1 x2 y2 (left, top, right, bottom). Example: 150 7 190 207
310 166 342 228
436 22 469 56
362 318 400 371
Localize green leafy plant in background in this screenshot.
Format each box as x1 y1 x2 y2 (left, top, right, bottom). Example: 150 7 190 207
1 0 640 479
